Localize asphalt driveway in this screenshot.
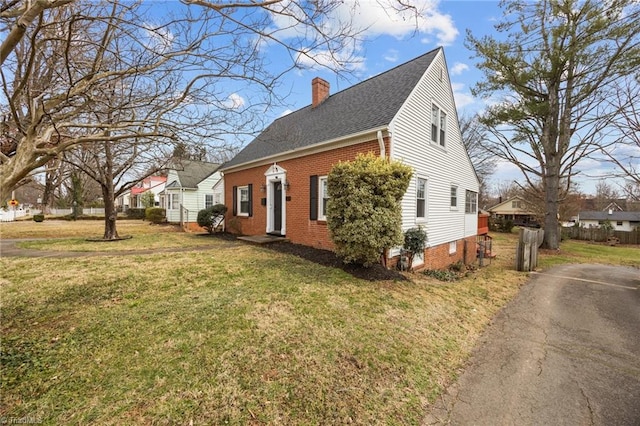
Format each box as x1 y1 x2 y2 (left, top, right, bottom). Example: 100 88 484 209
425 264 640 425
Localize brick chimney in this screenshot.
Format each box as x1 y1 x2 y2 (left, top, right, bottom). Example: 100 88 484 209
312 77 330 107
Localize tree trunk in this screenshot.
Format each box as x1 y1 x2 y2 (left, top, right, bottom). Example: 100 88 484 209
102 184 119 240
542 167 561 250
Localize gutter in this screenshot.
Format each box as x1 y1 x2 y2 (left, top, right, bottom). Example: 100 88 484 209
377 130 386 158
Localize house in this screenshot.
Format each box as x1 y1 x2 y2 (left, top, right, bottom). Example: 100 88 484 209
488 196 539 227
129 175 167 208
220 47 479 270
161 160 222 230
577 210 640 232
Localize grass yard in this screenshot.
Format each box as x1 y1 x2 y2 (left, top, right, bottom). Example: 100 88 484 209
1 222 637 424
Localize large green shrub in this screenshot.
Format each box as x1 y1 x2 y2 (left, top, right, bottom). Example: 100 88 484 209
327 153 412 266
33 214 45 222
145 207 166 224
197 204 227 234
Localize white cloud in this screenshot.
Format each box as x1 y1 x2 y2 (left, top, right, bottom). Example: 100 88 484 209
451 82 474 109
279 109 293 117
266 0 459 72
450 62 469 75
223 93 245 109
384 49 399 63
295 49 366 72
141 23 174 52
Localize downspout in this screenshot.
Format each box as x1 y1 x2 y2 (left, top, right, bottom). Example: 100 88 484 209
377 130 386 158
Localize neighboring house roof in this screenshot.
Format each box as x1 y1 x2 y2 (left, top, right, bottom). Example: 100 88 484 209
221 47 441 170
487 196 532 214
166 160 220 189
578 211 640 222
131 176 167 194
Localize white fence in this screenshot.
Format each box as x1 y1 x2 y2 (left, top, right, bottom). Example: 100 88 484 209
0 207 106 222
0 209 27 222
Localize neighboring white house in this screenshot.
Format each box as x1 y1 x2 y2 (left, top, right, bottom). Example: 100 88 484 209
219 47 479 270
578 210 640 232
130 175 167 208
161 160 221 230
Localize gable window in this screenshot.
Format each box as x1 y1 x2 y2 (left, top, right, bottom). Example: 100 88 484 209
238 186 250 216
450 186 458 208
465 190 477 214
416 178 427 218
431 104 446 147
205 194 214 209
318 176 329 221
512 200 522 209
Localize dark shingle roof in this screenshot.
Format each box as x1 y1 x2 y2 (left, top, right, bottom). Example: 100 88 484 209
579 211 640 221
222 48 441 169
169 160 219 189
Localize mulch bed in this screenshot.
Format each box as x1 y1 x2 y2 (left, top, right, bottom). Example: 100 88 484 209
208 232 407 281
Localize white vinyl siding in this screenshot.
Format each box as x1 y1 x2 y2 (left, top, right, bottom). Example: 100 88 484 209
164 168 222 223
389 49 479 247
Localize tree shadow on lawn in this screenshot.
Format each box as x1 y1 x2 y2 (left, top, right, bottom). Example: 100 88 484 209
205 233 407 282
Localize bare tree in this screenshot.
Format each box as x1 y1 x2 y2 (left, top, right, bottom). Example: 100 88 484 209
63 137 173 239
458 113 496 207
0 0 371 204
467 0 640 249
597 76 640 185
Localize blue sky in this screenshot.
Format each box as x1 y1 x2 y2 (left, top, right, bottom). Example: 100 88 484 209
158 0 625 196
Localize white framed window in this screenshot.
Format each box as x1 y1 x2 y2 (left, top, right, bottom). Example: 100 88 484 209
318 176 329 221
416 178 427 219
205 194 214 209
237 186 249 216
450 186 458 208
512 200 522 209
465 190 477 214
431 104 447 147
449 241 457 254
168 193 179 210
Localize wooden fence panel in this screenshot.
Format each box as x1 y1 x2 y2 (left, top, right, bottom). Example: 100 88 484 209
564 227 640 244
516 228 544 271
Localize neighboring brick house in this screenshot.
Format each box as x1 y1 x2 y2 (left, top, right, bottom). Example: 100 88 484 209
220 47 479 270
160 160 221 230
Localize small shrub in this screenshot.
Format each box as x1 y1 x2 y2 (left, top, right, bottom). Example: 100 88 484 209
401 226 427 271
145 207 166 224
126 208 146 219
197 204 227 234
422 269 460 282
33 214 45 222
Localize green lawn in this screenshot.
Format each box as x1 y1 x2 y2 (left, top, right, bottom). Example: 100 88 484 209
1 223 637 424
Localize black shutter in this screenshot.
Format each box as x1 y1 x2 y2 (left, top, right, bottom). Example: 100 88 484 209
248 184 253 217
310 175 318 220
232 185 237 216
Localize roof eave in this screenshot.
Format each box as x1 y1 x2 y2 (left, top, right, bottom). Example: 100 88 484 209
220 125 390 173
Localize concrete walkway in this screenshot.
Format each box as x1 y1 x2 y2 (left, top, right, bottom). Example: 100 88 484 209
423 264 640 425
